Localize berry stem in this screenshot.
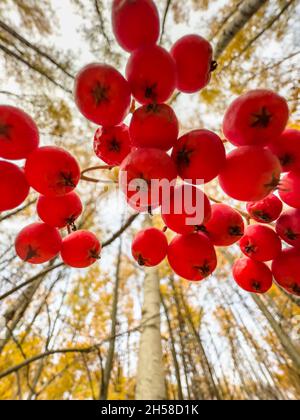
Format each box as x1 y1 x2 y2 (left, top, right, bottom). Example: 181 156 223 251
80 165 117 184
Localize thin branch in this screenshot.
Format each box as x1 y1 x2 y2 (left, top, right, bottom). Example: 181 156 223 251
94 0 111 48
0 199 36 223
160 0 172 44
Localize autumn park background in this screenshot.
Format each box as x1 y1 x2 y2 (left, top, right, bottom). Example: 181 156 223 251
0 0 300 400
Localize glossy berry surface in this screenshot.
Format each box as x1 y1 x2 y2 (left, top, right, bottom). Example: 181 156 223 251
239 224 282 262
112 0 159 52
203 203 244 246
219 146 282 202
132 227 168 267
129 104 179 151
0 161 30 212
167 232 217 281
170 34 215 93
171 129 226 184
246 194 283 223
233 258 273 294
268 129 300 172
94 124 131 166
0 105 39 160
25 146 80 197
276 208 300 248
15 222 62 264
126 45 176 105
37 191 83 229
223 89 289 147
272 247 300 296
61 230 101 268
279 172 300 209
161 184 211 234
74 63 131 126
119 148 177 212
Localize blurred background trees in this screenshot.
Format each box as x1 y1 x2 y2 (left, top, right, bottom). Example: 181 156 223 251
0 0 299 400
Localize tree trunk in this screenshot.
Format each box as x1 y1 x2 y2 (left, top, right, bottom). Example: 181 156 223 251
135 264 166 400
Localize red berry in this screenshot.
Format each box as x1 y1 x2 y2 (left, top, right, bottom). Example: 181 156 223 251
219 146 282 201
279 172 300 209
94 124 131 166
0 161 29 212
268 129 300 172
132 227 168 267
129 104 179 151
223 90 289 147
37 192 83 229
25 146 80 197
239 224 282 262
233 258 273 294
167 232 217 281
15 222 62 264
74 63 131 126
119 148 177 212
171 129 226 184
276 208 300 248
170 34 215 93
112 0 159 52
0 105 39 160
61 230 101 268
246 194 283 223
161 184 211 234
203 203 244 246
272 247 300 296
126 45 176 104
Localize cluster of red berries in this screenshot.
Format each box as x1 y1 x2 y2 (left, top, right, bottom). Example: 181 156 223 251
0 106 101 268
1 0 300 297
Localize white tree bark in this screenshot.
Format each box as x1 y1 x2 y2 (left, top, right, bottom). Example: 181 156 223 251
135 264 166 400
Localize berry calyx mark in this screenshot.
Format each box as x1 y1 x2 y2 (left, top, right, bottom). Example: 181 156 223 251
228 225 243 237
292 283 300 295
137 254 147 266
146 103 159 113
25 245 39 261
250 106 272 128
60 172 76 188
252 281 261 291
210 60 218 72
244 243 256 254
195 261 211 277
285 228 299 241
176 146 193 168
144 83 157 101
89 248 101 260
108 137 121 152
253 210 271 223
280 154 293 167
91 82 109 106
264 174 280 191
195 225 208 233
0 122 12 139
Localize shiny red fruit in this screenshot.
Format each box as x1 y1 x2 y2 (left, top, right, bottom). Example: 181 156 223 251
170 34 215 93
126 45 176 104
0 161 30 212
239 224 281 262
276 208 300 248
132 227 168 267
15 222 62 264
233 258 273 294
119 148 177 212
203 203 244 246
223 90 289 147
161 184 211 234
61 230 101 268
112 0 159 52
0 105 39 160
94 124 131 166
279 172 300 209
246 194 283 223
171 129 226 184
25 146 80 197
129 104 179 151
272 247 300 296
167 232 217 281
37 192 83 229
74 63 131 126
268 129 300 172
219 146 282 201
